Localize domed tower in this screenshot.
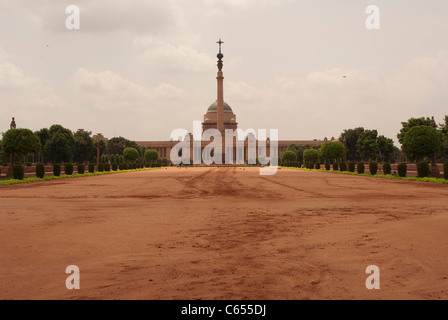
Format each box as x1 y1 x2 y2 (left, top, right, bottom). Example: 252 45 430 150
202 39 238 133
202 101 238 132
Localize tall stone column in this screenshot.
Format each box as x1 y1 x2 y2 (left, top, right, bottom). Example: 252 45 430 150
216 39 225 164
217 69 224 133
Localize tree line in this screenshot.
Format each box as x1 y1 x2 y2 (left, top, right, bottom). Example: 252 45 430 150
283 115 448 164
0 124 153 165
2 116 447 166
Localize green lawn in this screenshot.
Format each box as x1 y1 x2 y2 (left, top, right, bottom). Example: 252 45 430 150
0 167 160 186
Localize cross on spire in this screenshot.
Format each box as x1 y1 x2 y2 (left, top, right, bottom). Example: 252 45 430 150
216 39 224 70
217 38 224 53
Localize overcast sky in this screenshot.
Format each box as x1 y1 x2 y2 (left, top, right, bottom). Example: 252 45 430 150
1 0 447 144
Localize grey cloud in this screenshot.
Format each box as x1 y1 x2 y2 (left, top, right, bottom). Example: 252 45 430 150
20 0 182 34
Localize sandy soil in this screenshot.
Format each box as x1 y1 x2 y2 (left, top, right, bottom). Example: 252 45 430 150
0 167 447 300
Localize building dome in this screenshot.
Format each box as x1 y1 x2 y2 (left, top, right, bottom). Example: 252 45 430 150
207 101 233 112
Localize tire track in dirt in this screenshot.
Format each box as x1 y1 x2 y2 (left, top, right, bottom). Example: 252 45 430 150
259 176 328 198
174 167 225 198
175 167 280 200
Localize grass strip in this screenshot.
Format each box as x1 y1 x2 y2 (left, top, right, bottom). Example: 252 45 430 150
281 167 448 185
0 167 160 186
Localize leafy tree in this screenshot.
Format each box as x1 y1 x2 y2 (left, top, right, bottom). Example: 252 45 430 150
108 137 140 156
44 125 75 163
285 144 311 163
319 141 344 163
402 125 441 160
397 117 431 145
2 129 41 163
354 130 395 162
376 135 395 163
123 147 139 162
339 127 364 162
73 130 95 163
356 130 378 161
303 149 319 163
45 132 73 163
0 139 9 164
281 150 297 163
49 125 74 141
137 145 146 158
438 115 448 161
144 149 159 163
35 128 50 162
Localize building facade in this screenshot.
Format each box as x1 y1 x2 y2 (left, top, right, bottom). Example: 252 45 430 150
136 40 326 164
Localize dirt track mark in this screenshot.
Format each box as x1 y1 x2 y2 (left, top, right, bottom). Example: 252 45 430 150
175 168 215 198
174 167 280 199
260 176 327 198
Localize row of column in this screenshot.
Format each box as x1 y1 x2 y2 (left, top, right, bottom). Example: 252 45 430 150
191 145 278 164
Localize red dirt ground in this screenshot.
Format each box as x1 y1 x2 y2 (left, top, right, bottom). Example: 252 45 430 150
1 167 447 300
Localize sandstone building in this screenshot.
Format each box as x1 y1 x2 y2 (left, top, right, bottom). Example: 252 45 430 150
136 40 325 163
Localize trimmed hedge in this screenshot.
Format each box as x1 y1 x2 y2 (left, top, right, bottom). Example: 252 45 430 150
281 150 297 164
65 163 74 175
398 163 407 177
417 161 430 178
348 162 355 172
339 162 347 172
315 162 321 170
2 167 161 186
281 166 448 185
98 163 104 172
369 162 378 175
325 162 330 170
282 160 295 167
445 162 448 180
88 163 95 173
13 162 25 180
119 163 128 170
104 163 111 172
36 163 45 179
53 163 61 177
333 162 339 171
357 162 365 174
77 164 85 175
112 163 118 171
383 163 391 175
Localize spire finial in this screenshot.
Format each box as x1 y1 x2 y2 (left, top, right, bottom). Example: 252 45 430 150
217 38 224 53
217 38 224 70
